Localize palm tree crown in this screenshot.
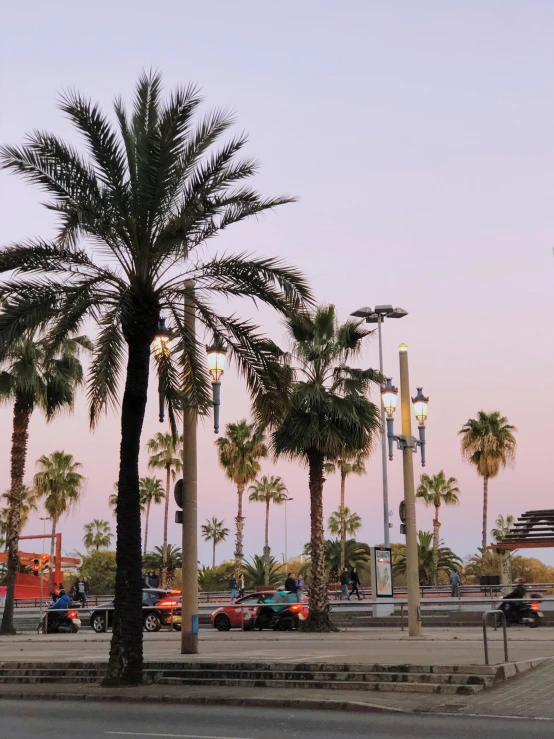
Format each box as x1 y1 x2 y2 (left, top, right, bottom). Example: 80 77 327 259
0 72 311 680
327 507 362 538
265 306 381 631
201 517 230 568
460 411 517 550
83 519 112 551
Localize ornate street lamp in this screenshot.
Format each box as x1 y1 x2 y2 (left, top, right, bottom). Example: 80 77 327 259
382 373 429 467
206 338 227 433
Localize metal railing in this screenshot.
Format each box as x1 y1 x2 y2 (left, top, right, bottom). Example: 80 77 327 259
482 610 508 665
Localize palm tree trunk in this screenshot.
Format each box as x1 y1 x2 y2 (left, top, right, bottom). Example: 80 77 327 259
482 475 489 552
48 518 57 592
212 538 216 569
306 452 337 632
0 395 33 635
105 334 151 686
340 470 346 570
161 465 171 588
432 505 440 587
144 501 151 556
263 497 270 587
234 484 245 581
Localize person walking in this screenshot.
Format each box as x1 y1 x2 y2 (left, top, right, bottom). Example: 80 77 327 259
238 574 245 598
229 577 237 601
350 567 362 600
339 567 351 601
449 570 461 597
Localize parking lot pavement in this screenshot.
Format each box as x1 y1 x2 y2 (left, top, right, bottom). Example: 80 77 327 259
1 627 553 666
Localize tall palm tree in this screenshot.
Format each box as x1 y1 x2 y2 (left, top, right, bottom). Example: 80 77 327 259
393 531 462 586
33 451 84 590
325 452 366 568
0 333 89 635
248 475 287 585
416 471 460 585
327 507 362 539
201 517 229 567
262 306 381 631
83 519 112 551
459 411 517 551
147 433 182 586
139 477 165 555
0 73 310 681
217 421 267 581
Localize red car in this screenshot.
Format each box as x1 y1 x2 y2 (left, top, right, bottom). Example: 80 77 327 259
211 590 309 631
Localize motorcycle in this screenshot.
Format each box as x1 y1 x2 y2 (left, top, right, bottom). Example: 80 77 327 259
498 594 544 628
37 607 81 634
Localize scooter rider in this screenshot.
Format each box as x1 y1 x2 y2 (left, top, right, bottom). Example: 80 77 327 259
501 578 526 623
47 588 70 629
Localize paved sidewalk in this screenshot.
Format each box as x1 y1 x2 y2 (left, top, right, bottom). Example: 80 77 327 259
1 627 552 666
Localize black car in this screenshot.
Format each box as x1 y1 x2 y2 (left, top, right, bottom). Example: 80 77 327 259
89 589 181 633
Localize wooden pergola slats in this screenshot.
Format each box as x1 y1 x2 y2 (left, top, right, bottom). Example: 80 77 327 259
489 509 554 551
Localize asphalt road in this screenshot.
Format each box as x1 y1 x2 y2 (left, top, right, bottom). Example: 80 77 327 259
1 701 552 739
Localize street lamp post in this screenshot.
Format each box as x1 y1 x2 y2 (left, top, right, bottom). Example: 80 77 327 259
381 344 429 637
351 305 408 547
283 496 293 563
153 318 170 423
206 339 227 434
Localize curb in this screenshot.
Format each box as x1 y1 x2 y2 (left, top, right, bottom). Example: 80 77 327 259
0 690 409 714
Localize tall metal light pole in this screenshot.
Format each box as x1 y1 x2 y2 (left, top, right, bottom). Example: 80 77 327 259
382 345 429 637
351 305 408 546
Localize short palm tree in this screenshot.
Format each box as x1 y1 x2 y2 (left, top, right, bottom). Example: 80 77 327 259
0 73 310 680
393 531 462 586
143 544 182 586
243 554 283 588
263 306 381 631
491 514 515 543
302 539 371 583
201 517 230 568
325 452 366 568
416 471 460 585
216 421 267 581
139 477 165 555
0 333 89 635
459 412 517 550
327 507 362 539
33 451 84 590
83 519 112 551
147 433 182 586
248 475 288 585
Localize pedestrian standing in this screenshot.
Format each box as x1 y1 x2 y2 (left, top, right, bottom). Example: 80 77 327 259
238 574 245 597
284 572 296 593
229 577 237 601
339 567 351 601
350 567 362 600
449 571 461 597
150 571 160 588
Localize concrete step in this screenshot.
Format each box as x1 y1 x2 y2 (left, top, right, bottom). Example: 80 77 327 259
147 668 493 686
155 676 483 695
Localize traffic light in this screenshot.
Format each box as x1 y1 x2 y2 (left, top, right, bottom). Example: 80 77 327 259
174 478 183 524
32 559 39 577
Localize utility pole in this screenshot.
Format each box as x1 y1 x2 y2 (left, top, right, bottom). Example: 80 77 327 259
398 344 421 637
181 280 198 654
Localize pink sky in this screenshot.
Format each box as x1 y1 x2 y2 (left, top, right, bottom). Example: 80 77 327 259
0 2 552 566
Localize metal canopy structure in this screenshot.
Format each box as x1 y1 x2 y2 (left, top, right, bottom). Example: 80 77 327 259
490 509 554 550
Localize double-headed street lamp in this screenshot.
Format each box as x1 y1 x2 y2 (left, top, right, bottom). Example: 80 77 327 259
381 344 429 637
351 305 408 547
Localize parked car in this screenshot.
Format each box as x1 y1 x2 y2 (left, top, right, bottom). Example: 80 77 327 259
211 590 309 631
89 588 181 633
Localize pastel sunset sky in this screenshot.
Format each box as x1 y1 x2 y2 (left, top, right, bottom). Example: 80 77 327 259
0 2 552 565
